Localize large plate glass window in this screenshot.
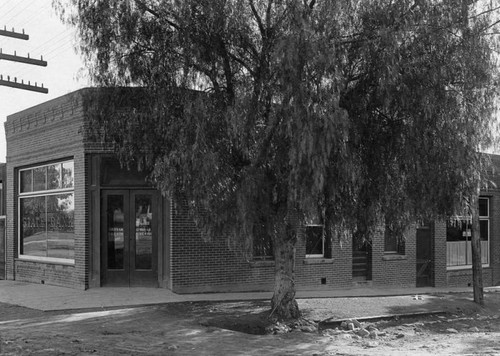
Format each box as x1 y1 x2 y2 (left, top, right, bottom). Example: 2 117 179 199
446 197 489 268
19 160 75 263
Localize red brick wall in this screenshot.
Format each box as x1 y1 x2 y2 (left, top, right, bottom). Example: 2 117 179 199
433 221 448 287
170 202 356 293
371 225 416 287
5 90 88 290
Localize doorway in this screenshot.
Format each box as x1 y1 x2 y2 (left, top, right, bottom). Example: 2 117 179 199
352 239 372 281
416 227 433 287
0 216 5 279
101 190 158 286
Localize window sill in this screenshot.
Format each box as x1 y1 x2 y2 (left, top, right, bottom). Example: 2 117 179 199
382 254 407 261
447 265 490 271
16 256 75 266
303 258 334 265
250 260 275 267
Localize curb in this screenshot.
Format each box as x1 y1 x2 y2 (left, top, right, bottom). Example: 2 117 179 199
318 310 448 330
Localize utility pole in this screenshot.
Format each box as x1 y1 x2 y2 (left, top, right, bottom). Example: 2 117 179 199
0 26 48 94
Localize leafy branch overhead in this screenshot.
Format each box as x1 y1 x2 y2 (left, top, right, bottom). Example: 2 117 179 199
57 0 499 318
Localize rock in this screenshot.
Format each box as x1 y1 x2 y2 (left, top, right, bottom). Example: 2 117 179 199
324 329 342 336
414 327 423 333
366 324 378 331
396 333 405 339
349 319 362 328
446 328 458 334
342 334 352 340
378 331 387 337
347 322 355 331
266 322 292 335
369 331 378 339
167 345 179 351
356 328 370 338
364 341 379 348
469 327 479 332
340 321 348 329
301 325 317 333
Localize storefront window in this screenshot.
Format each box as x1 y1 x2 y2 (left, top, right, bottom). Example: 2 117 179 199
19 160 75 263
446 197 489 268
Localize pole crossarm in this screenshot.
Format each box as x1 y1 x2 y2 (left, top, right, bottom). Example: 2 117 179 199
0 75 48 94
0 27 29 40
0 50 47 66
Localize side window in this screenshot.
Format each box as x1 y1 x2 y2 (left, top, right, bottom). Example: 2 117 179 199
253 222 273 260
305 225 331 258
384 227 405 255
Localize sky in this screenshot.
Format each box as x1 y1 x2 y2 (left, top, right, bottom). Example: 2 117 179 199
0 0 88 162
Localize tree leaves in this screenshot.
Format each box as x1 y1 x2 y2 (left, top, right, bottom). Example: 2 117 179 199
66 0 498 251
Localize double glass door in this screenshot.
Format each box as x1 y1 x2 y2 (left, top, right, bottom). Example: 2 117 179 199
102 190 158 286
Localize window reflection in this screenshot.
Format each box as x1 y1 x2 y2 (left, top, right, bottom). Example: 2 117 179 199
20 170 32 193
33 167 46 192
47 164 61 190
135 195 152 270
19 160 75 262
21 194 74 259
62 161 74 188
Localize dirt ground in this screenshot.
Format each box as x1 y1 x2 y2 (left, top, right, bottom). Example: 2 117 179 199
0 292 499 355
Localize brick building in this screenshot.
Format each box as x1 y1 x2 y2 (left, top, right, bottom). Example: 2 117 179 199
2 88 499 292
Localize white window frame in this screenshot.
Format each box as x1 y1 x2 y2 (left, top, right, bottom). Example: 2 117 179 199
18 160 75 265
446 197 490 270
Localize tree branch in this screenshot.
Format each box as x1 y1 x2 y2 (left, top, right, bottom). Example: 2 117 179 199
248 0 266 37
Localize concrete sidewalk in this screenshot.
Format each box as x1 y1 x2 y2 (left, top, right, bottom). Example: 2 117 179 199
1 279 496 312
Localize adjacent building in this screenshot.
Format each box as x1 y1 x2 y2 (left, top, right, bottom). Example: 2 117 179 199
1 88 499 292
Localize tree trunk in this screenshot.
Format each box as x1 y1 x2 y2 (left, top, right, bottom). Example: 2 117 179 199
470 193 484 306
270 225 300 320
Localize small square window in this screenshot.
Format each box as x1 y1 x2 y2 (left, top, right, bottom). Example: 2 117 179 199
384 227 405 255
479 198 489 218
253 232 273 260
305 225 331 258
252 221 273 260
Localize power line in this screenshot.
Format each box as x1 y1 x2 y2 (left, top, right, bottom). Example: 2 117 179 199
3 1 35 26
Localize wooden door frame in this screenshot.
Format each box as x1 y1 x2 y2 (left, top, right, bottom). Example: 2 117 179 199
416 227 433 287
100 189 159 287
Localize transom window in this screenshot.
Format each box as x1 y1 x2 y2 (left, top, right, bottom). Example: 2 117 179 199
19 160 75 263
446 197 489 268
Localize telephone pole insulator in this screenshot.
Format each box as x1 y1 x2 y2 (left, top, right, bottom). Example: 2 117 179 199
0 26 48 93
0 26 29 40
0 50 48 66
0 74 48 94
